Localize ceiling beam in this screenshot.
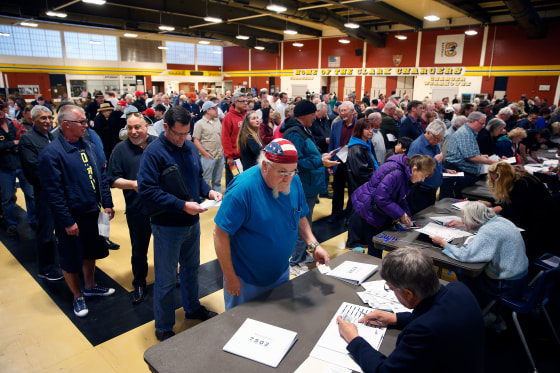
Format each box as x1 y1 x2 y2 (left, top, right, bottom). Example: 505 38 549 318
503 0 546 39
328 0 423 29
434 0 491 23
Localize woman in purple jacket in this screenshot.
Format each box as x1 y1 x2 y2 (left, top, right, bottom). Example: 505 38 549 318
352 154 436 257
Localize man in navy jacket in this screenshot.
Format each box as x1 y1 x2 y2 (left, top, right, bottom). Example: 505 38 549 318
398 100 425 141
337 247 484 373
39 105 115 318
137 106 222 342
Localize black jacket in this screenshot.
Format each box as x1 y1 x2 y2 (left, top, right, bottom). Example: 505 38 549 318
19 127 53 188
0 118 23 170
346 141 378 190
311 116 331 153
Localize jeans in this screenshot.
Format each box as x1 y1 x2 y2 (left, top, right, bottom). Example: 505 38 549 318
126 212 152 288
0 168 36 228
290 196 316 266
152 223 201 332
34 188 57 274
224 269 289 310
200 155 225 194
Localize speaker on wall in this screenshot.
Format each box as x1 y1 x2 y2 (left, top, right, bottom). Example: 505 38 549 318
355 49 363 57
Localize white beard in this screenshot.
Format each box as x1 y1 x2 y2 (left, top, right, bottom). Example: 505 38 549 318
272 184 291 199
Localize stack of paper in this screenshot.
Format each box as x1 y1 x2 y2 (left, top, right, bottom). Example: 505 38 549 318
480 155 502 174
326 261 378 285
443 171 465 177
310 302 386 373
358 280 413 313
223 318 298 368
429 215 460 225
416 222 473 242
451 200 470 210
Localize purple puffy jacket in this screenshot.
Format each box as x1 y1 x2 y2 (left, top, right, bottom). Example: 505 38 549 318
352 154 412 229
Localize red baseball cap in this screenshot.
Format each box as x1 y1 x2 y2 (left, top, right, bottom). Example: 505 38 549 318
142 108 155 116
135 90 145 97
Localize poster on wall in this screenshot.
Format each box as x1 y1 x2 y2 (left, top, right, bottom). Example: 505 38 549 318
328 56 341 68
18 85 40 95
434 34 465 64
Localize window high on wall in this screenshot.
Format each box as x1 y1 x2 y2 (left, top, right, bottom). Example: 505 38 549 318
64 32 118 61
166 41 195 65
197 44 222 66
0 25 63 58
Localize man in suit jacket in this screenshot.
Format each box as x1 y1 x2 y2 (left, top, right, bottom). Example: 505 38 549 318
398 100 425 141
337 247 485 373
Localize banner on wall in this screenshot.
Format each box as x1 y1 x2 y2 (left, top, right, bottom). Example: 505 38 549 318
294 66 464 77
435 34 465 64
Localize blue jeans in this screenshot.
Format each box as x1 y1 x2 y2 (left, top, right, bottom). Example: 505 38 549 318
200 155 225 194
152 223 201 332
224 269 289 310
290 196 316 266
0 168 36 228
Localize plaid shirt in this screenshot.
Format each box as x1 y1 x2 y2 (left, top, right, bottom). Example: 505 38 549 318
445 124 480 175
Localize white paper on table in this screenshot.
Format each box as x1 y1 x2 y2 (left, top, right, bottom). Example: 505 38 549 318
524 165 549 174
200 199 222 209
335 145 348 163
294 356 352 373
504 157 517 164
429 215 460 225
451 201 470 210
480 155 501 174
416 222 473 242
222 318 298 368
543 256 560 268
443 171 464 177
548 149 558 153
310 302 386 373
326 261 378 285
317 264 332 274
542 159 558 167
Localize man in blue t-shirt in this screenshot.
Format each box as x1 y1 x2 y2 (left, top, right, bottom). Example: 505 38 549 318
214 139 330 310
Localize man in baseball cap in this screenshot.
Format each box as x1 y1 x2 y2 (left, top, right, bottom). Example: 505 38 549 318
214 138 330 309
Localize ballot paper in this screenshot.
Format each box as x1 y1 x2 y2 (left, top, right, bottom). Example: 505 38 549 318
223 318 298 368
451 200 470 210
416 222 473 242
310 302 386 373
358 280 413 314
480 155 502 174
524 165 549 174
199 199 222 209
429 215 460 225
294 356 352 373
443 171 465 177
335 145 349 163
326 261 378 285
542 159 559 167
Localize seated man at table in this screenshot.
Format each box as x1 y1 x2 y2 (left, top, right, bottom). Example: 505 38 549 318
337 247 484 373
214 139 330 310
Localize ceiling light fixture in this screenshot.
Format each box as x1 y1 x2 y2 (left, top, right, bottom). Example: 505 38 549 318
344 9 359 29
338 39 350 44
20 22 39 27
424 15 440 22
236 24 249 40
284 17 297 35
158 25 175 31
213 50 222 54
89 40 101 44
293 42 304 47
266 2 287 13
204 16 222 23
46 11 67 18
199 40 210 44
82 0 106 4
124 33 138 37
255 46 265 50
158 46 168 50
465 29 478 36
395 34 407 40
0 32 11 37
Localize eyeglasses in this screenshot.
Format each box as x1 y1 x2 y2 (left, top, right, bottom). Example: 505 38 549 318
169 127 189 137
267 162 298 177
66 119 88 126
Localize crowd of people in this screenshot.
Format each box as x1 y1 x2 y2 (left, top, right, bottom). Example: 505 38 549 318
1 87 559 362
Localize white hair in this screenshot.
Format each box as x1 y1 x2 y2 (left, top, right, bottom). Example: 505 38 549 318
426 119 447 137
462 202 496 229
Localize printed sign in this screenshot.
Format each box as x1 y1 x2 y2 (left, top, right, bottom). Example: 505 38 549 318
435 34 465 64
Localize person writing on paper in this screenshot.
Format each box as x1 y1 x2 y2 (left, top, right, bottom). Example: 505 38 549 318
337 247 485 373
430 202 528 309
138 106 222 341
214 139 330 310
352 154 436 258
485 162 558 261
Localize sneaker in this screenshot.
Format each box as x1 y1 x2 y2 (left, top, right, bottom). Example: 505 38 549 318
351 246 365 253
155 330 175 341
38 270 64 281
73 296 88 317
298 262 310 273
185 305 218 321
83 285 115 297
289 265 303 276
6 226 17 237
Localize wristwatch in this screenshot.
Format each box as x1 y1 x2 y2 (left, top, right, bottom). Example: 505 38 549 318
307 241 320 255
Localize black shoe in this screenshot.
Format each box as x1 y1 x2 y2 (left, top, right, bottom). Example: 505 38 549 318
132 286 146 305
185 305 218 321
6 226 17 237
38 270 64 281
155 330 175 341
105 239 120 250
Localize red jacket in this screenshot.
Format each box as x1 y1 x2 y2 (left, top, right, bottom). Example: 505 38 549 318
221 106 245 159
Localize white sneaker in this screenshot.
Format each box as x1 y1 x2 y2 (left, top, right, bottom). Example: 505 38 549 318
298 263 310 273
289 265 303 276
